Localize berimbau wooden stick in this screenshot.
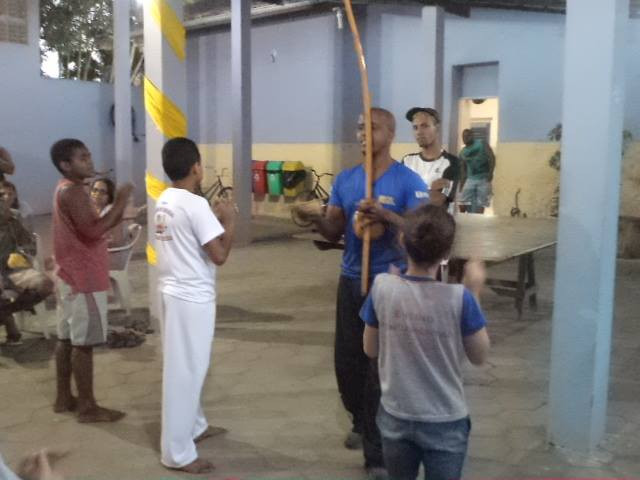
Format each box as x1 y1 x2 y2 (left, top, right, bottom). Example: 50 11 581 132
342 0 373 296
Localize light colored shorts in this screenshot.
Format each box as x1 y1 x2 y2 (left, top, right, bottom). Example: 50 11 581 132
459 177 492 209
57 281 108 346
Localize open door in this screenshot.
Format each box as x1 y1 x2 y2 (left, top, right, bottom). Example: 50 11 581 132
450 62 499 215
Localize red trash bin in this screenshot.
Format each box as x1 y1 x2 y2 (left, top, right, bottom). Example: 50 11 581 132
252 160 268 194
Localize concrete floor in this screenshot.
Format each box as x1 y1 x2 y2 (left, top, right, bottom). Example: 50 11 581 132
1 217 639 479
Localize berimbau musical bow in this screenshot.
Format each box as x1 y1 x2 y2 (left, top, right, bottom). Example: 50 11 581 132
342 0 373 296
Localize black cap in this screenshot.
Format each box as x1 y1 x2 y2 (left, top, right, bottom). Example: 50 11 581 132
405 107 440 124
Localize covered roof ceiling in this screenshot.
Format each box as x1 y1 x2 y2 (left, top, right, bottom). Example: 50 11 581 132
181 0 639 24
183 0 567 21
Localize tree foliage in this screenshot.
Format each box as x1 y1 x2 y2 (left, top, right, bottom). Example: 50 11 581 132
40 0 113 82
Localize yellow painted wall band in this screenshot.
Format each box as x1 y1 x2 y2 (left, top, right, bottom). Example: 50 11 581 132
145 172 167 264
146 171 170 201
144 76 188 139
146 242 158 266
149 0 186 61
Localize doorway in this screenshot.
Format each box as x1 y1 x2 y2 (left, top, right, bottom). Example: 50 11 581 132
449 62 499 215
457 97 499 152
457 97 499 215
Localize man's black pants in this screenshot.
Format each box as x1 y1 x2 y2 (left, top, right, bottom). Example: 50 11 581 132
334 275 383 468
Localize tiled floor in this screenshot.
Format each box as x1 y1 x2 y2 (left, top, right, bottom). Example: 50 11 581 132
1 217 638 479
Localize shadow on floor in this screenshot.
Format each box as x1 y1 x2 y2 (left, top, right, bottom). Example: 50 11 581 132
0 337 56 365
216 327 333 347
217 304 294 324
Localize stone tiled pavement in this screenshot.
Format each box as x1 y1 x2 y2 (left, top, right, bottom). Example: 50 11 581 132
1 218 639 479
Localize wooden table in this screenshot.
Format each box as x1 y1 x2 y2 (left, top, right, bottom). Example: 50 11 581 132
448 215 557 320
294 215 557 320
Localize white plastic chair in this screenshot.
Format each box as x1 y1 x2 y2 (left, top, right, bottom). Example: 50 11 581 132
108 223 142 316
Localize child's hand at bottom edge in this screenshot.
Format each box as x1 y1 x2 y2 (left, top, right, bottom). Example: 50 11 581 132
17 449 67 480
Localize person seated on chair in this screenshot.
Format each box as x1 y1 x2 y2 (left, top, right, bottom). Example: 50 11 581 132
90 178 145 247
90 178 123 247
0 180 35 232
90 177 116 218
0 194 54 345
0 146 15 182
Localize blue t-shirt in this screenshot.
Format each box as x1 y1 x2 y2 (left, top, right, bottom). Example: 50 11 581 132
360 275 486 337
328 162 429 278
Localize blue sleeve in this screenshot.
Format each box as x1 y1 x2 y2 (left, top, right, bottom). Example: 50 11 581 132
405 172 430 209
461 288 487 337
360 292 379 328
328 171 344 208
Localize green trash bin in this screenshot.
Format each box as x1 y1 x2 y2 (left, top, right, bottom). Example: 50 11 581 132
266 161 284 195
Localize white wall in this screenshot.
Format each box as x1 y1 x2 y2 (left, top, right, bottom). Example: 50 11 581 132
0 1 146 214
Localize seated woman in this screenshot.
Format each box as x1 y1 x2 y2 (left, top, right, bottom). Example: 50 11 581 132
0 180 34 231
90 178 145 248
0 146 15 181
0 196 53 345
90 177 116 217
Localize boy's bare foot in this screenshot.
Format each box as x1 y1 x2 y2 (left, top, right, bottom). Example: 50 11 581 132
169 458 215 474
53 396 77 413
195 425 227 443
77 405 126 423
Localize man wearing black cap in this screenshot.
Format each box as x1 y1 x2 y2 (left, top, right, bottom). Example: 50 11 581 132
401 108 460 212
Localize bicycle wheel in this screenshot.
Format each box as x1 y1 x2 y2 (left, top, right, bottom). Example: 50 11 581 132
201 185 219 203
291 191 319 228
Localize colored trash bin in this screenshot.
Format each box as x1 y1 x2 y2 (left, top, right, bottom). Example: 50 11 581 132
282 161 306 197
266 161 284 195
252 160 268 194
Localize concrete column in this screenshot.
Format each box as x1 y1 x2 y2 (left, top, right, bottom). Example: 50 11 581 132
231 0 252 244
420 6 444 115
549 0 628 453
113 0 133 184
143 0 187 322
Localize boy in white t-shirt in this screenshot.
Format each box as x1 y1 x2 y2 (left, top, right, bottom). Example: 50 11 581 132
155 138 236 474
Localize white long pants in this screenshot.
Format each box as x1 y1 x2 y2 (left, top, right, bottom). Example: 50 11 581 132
160 293 215 468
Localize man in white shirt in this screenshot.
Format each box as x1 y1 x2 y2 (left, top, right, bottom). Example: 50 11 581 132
401 107 460 212
155 138 236 474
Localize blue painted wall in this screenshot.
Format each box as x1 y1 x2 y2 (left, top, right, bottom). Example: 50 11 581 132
4 4 639 213
442 9 566 143
365 4 429 137
461 63 499 98
0 1 146 214
188 7 640 145
187 11 361 144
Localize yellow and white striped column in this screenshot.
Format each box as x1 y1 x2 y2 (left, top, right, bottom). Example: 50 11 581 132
142 0 187 323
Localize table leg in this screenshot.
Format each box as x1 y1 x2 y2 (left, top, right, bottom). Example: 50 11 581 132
439 262 449 283
515 256 527 320
447 259 466 283
527 253 538 310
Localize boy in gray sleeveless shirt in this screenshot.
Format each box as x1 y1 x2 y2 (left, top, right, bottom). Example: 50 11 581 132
361 205 490 480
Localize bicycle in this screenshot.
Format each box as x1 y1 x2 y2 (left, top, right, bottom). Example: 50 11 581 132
199 168 233 203
510 188 527 218
290 169 333 227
